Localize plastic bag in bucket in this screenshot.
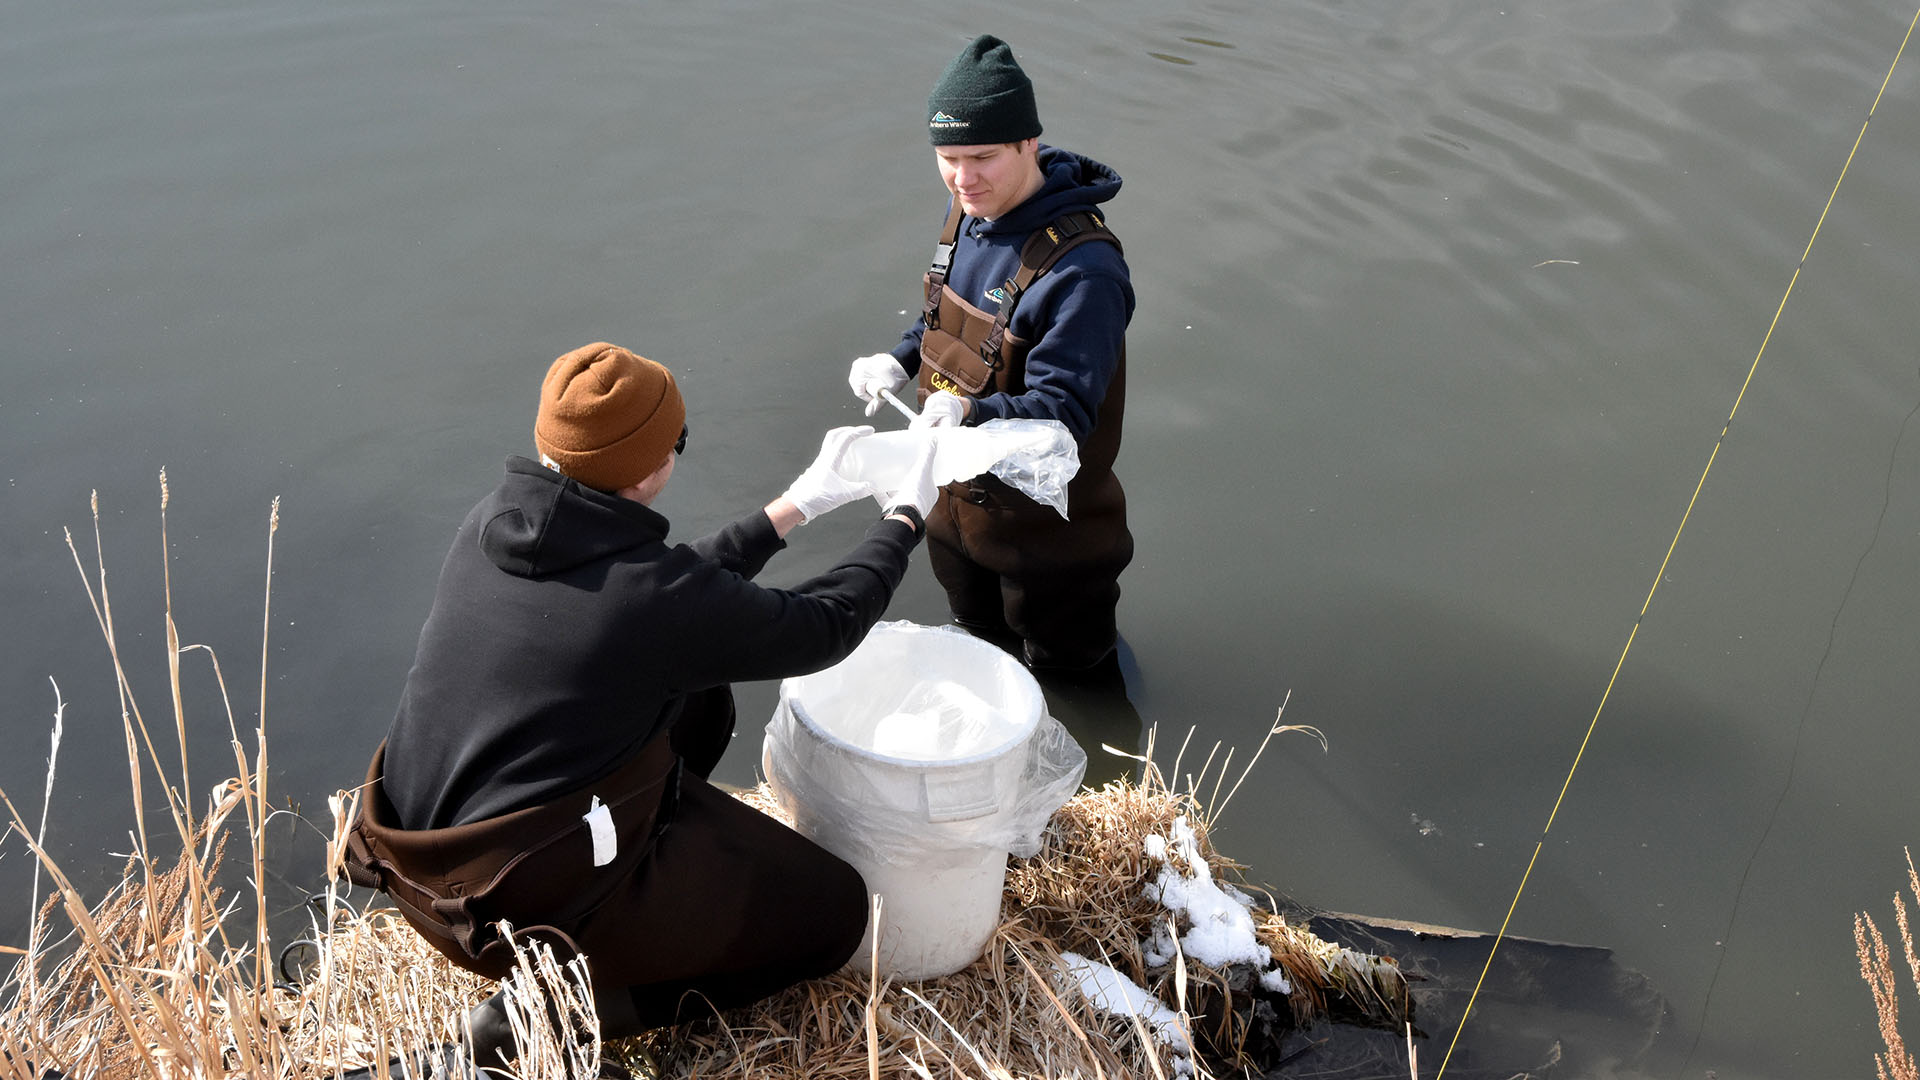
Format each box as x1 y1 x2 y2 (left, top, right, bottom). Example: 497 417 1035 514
764 621 1087 977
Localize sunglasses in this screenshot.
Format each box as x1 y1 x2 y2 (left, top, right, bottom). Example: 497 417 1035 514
674 424 688 456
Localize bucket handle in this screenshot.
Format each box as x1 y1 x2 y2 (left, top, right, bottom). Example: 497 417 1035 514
923 764 1001 823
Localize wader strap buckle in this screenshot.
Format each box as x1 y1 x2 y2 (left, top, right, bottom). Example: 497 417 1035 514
925 242 955 326
924 201 967 333
923 274 944 332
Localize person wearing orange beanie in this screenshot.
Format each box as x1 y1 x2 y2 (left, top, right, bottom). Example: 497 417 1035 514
533 341 689 493
348 342 940 1070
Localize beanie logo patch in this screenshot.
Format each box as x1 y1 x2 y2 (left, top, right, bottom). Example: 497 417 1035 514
930 110 970 130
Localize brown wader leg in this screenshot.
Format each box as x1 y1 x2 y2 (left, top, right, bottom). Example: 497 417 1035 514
928 481 1130 672
928 528 1020 652
569 774 869 1030
1030 647 1143 788
1002 567 1123 671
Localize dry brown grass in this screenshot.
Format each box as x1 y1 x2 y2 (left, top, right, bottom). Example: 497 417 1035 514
2 480 1409 1080
0 482 600 1079
620 728 1409 1080
1856 848 1920 1080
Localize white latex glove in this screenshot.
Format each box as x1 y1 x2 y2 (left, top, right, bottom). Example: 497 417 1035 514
781 426 875 523
847 353 909 417
912 390 968 429
883 435 944 518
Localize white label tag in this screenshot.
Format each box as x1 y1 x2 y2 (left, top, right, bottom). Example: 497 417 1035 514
583 796 616 868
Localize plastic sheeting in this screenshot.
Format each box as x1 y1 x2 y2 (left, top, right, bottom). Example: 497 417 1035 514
835 419 1080 518
764 621 1087 865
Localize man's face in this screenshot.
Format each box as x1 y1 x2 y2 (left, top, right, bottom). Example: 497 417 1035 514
936 138 1041 221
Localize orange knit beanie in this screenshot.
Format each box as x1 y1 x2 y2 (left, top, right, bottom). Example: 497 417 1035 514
534 342 686 492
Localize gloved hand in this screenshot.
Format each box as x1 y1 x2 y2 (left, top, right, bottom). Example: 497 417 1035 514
911 390 969 429
847 353 909 417
781 426 875 523
884 434 944 518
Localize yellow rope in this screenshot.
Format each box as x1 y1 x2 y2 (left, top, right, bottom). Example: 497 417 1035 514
1435 7 1920 1074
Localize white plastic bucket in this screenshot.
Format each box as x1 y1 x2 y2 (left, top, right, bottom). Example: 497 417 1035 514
765 622 1047 979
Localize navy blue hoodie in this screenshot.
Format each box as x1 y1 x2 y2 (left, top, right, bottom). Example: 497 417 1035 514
890 145 1134 443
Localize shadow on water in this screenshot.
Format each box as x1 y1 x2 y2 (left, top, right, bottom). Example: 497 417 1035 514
996 601 1687 1078
1219 587 1795 1077
947 622 1148 792
1034 638 1148 792
1277 911 1673 1080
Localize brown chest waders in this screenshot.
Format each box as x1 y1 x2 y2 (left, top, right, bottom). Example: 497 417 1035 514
916 202 1134 667
343 734 680 980
345 696 870 1031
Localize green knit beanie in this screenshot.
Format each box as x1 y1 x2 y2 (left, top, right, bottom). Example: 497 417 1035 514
927 35 1042 146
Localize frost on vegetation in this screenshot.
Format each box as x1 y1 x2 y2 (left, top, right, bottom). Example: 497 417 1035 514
1059 951 1196 1077
1142 816 1282 977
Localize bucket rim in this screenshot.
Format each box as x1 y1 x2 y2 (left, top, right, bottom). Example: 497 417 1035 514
784 694 1039 770
779 622 1042 769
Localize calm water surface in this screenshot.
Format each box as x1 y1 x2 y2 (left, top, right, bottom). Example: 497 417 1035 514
4 2 1917 1076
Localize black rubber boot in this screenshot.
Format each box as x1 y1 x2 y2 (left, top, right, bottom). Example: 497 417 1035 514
466 991 517 1073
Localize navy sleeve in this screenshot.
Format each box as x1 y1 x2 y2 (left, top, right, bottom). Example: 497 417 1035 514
968 252 1134 442
891 318 926 376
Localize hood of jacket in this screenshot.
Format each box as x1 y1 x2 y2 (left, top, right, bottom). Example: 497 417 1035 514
972 145 1122 237
475 456 669 578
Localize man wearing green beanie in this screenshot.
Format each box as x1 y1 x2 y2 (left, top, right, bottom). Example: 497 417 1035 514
847 34 1135 674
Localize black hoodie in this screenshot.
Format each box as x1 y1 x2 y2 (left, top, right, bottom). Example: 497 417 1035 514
381 456 918 829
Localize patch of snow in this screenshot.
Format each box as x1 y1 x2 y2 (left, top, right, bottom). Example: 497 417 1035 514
1142 922 1176 968
1142 817 1272 970
1059 952 1194 1075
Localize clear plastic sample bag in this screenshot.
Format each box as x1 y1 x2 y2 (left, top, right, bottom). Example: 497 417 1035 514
835 419 1080 518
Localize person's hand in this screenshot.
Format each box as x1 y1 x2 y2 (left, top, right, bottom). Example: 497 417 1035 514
847 353 909 417
884 435 943 518
781 426 875 523
911 390 968 429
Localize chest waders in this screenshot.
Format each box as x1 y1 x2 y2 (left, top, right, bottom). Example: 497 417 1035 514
344 690 870 1032
917 202 1134 668
343 733 682 981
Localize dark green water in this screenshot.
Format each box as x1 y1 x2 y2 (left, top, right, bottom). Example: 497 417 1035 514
4 2 1918 1075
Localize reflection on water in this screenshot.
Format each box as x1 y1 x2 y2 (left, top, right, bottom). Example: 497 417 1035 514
1034 647 1147 792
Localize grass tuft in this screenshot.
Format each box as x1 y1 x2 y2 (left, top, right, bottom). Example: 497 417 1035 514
1856 848 1920 1080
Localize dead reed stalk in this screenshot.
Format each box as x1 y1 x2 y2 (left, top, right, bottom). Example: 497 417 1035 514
1856 848 1920 1080
1 482 597 1079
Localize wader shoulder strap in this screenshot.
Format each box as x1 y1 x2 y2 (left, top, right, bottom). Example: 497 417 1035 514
921 200 967 332
979 210 1122 367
